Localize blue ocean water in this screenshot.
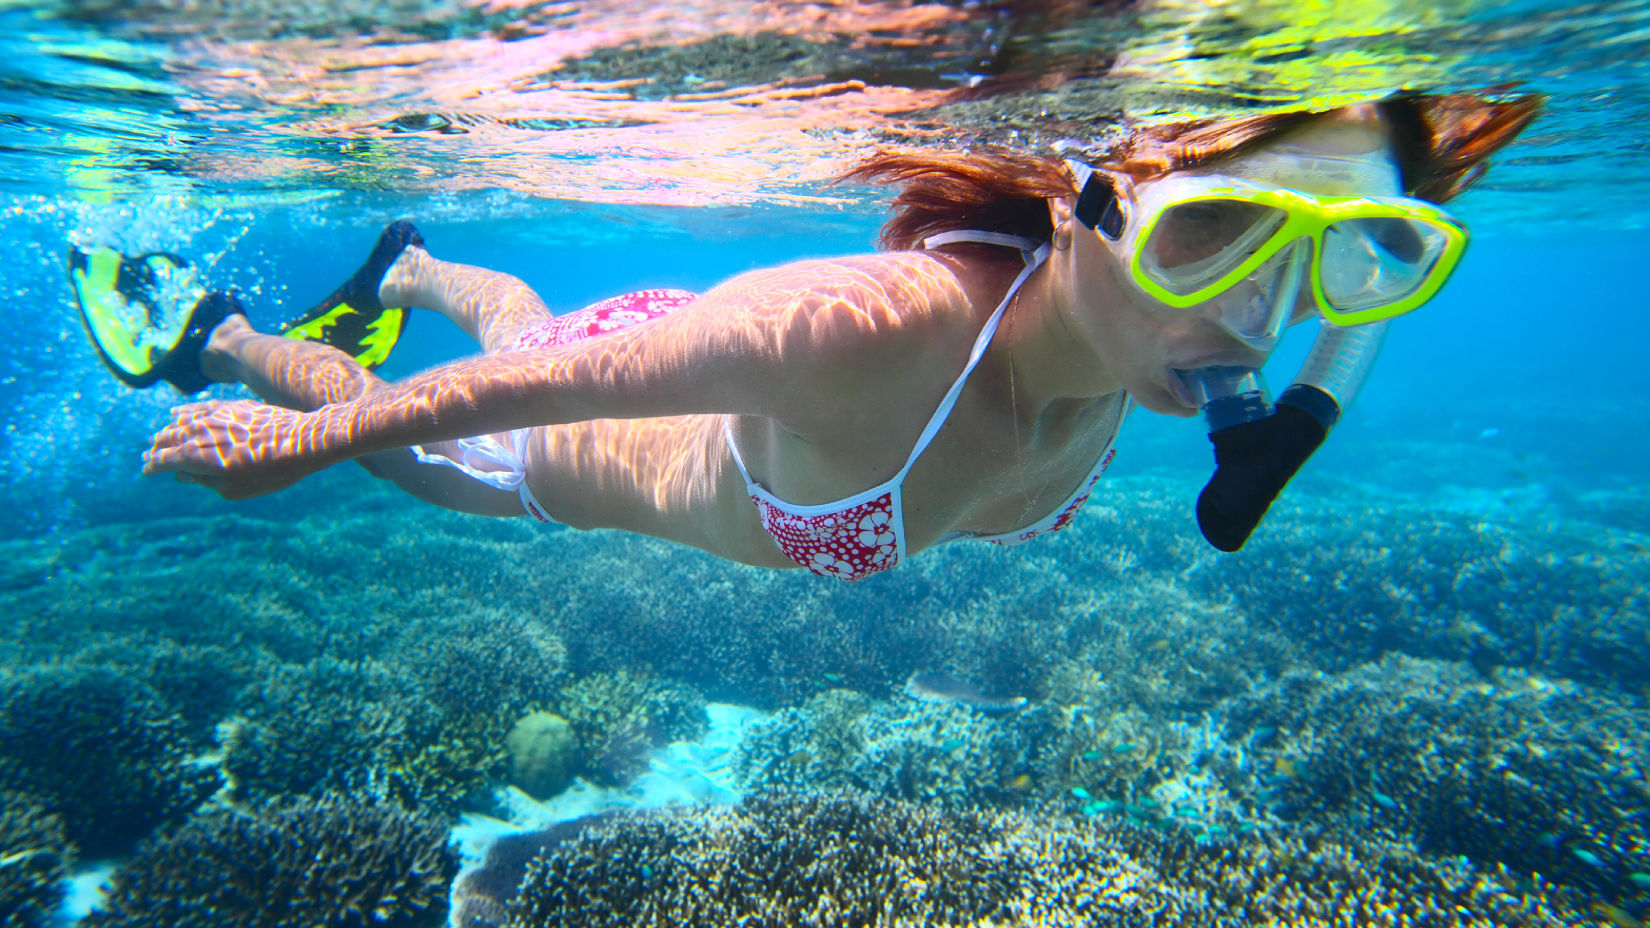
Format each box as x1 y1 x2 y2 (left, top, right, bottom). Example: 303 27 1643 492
3 2 1650 927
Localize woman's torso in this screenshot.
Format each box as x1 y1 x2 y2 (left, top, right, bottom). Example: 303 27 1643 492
521 246 1127 570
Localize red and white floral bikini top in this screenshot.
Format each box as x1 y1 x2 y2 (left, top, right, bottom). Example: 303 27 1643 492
725 230 1127 582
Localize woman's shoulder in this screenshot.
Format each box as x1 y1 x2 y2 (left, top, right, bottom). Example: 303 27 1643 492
704 250 981 335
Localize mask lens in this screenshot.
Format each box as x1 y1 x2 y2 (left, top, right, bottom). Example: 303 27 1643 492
1320 217 1450 313
1211 240 1308 345
1140 198 1288 296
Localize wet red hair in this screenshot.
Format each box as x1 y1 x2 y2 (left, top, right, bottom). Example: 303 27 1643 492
841 91 1545 251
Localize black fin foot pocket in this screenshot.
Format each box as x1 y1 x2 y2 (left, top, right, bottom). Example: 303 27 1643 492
277 220 423 369
154 292 245 394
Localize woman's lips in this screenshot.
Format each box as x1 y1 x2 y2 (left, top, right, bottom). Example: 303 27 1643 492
1167 369 1201 408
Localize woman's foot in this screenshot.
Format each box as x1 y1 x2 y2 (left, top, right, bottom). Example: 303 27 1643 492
155 292 245 393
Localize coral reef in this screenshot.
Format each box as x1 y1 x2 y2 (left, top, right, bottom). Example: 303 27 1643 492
479 791 1584 927
395 612 572 810
222 655 439 801
0 792 71 928
552 670 707 786
220 654 514 815
85 792 457 928
71 638 263 747
2 465 1645 921
1187 497 1650 691
0 666 218 857
397 610 567 721
735 672 1254 831
0 514 396 668
735 691 1036 806
1224 655 1650 915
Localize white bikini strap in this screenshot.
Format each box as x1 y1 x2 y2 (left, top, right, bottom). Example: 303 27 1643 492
922 230 1044 252
894 235 1050 483
725 417 756 486
411 435 525 492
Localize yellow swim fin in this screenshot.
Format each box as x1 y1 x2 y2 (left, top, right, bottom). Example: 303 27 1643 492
68 245 242 393
278 221 422 370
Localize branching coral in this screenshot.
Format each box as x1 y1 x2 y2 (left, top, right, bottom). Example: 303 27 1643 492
1188 498 1650 690
0 666 218 857
735 691 1036 807
552 670 707 786
222 655 506 815
85 792 457 928
399 611 567 721
476 791 1585 927
71 638 263 748
0 792 71 928
1224 655 1650 915
222 656 438 802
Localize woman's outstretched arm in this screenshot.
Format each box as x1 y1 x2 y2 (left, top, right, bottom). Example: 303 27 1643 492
141 254 960 499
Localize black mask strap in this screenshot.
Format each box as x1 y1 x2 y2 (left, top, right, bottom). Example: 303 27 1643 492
1073 170 1124 240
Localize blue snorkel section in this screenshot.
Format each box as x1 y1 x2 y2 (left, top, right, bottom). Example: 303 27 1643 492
1190 321 1388 551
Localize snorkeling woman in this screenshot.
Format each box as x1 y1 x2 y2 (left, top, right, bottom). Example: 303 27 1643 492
71 92 1540 581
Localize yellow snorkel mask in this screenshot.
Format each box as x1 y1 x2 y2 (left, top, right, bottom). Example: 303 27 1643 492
1065 136 1468 553
1066 155 1468 346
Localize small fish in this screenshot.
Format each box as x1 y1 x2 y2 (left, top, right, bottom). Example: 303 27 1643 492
904 672 1028 713
1630 872 1650 889
1082 750 1103 761
823 673 845 683
1372 791 1398 810
641 864 655 880
939 738 966 752
1479 427 1501 439
1111 742 1136 755
1081 801 1102 816
1072 787 1093 800
1573 848 1604 867
1004 773 1034 791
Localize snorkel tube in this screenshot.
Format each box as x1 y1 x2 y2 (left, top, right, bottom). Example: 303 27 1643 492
1188 320 1387 551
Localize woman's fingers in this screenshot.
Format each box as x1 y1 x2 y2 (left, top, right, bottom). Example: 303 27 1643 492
138 400 315 499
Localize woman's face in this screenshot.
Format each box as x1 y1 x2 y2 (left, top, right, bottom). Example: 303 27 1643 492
1063 108 1401 417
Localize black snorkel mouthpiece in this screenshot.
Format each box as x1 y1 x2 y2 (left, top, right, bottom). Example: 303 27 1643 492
1197 382 1338 552
1189 321 1389 552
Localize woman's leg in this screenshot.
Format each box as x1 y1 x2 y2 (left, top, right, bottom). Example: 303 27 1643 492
199 315 524 517
377 246 553 354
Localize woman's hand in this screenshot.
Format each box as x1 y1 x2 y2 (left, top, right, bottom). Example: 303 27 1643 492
141 400 329 500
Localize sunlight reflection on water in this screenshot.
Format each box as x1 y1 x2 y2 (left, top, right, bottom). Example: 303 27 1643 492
2 0 1647 223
